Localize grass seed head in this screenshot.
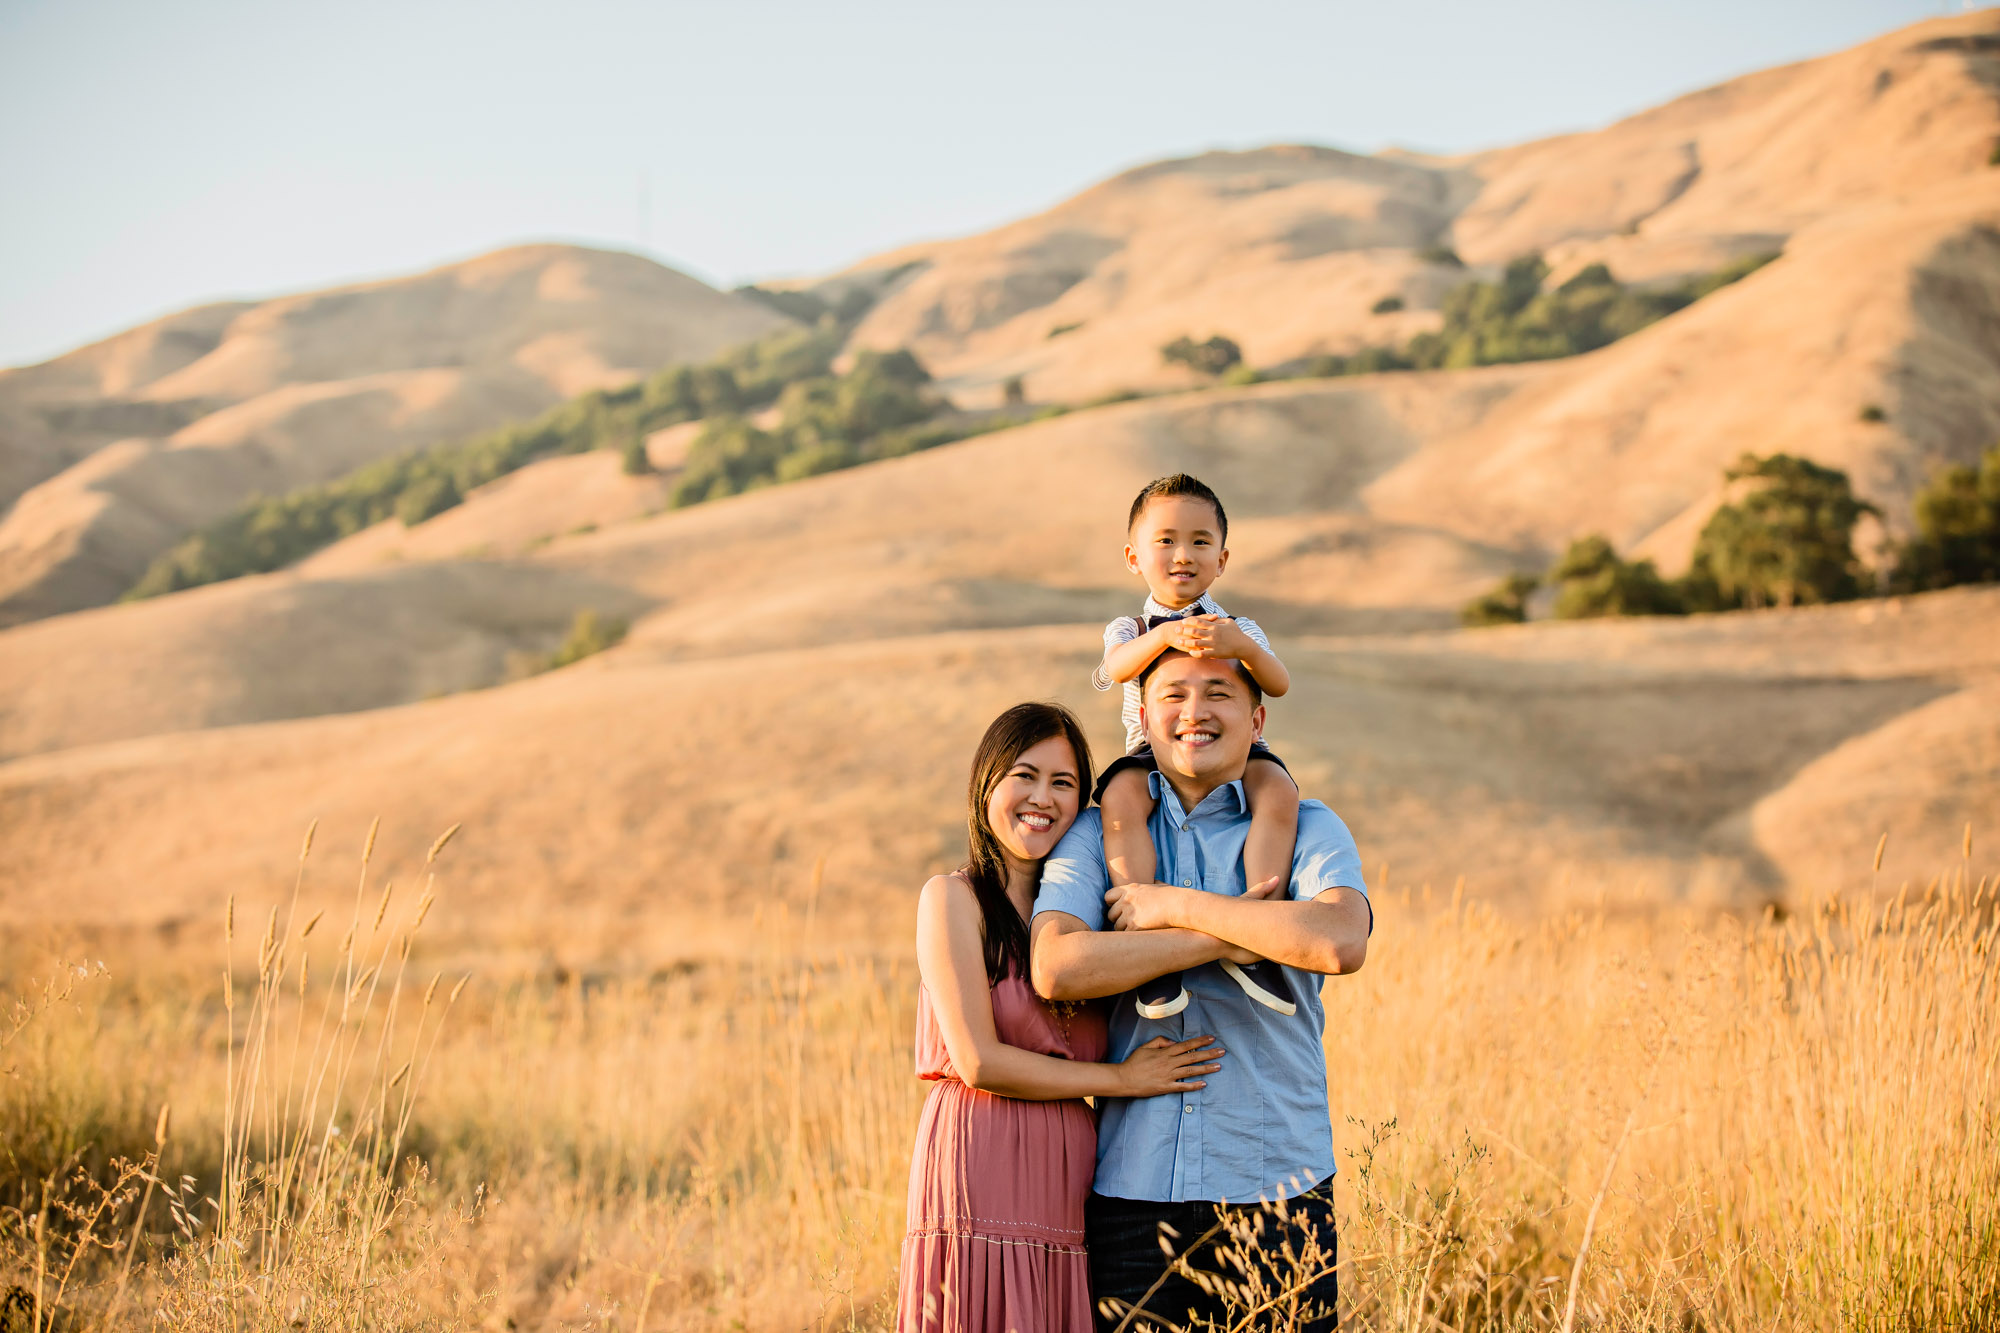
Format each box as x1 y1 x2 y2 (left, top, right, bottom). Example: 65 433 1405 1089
426 823 461 866
299 817 318 864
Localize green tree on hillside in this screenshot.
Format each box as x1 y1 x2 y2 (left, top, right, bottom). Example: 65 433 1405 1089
1161 335 1243 376
125 323 857 600
621 432 654 475
670 419 790 507
1891 443 2000 591
1683 453 1878 610
1547 535 1684 619
1460 572 1539 626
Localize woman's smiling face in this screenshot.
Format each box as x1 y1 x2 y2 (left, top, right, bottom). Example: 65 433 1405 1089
983 734 1082 867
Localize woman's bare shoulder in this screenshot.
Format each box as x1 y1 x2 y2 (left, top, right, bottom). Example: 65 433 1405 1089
918 870 975 905
916 871 982 932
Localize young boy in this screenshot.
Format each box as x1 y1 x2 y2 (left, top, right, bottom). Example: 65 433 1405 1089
1090 473 1302 1019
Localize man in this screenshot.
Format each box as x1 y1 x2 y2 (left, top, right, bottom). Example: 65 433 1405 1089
1032 648 1371 1331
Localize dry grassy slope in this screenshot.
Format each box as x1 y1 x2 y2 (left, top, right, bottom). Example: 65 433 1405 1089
816 13 2000 448
1 590 1992 948
1366 177 2000 563
0 245 792 625
0 370 1532 759
1453 17 2000 269
822 146 1478 405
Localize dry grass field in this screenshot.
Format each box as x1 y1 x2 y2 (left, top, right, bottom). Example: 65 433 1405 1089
3 820 1994 1331
5 13 2000 1330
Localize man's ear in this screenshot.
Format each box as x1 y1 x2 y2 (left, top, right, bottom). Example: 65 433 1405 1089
1251 701 1266 740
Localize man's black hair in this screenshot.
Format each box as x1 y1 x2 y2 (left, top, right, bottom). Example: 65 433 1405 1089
1127 473 1228 545
1137 648 1262 705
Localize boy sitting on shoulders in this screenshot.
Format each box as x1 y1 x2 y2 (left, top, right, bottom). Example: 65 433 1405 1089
1090 473 1301 1019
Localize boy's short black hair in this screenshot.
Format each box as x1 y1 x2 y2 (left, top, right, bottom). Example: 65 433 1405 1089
1138 647 1263 705
1127 473 1228 545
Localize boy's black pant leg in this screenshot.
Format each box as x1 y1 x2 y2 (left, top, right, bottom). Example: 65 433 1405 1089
1086 1184 1339 1331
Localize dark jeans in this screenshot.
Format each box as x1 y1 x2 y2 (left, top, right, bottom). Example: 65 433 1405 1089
1086 1179 1339 1331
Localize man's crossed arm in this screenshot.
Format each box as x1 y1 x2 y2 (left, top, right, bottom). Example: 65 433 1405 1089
1031 885 1369 1002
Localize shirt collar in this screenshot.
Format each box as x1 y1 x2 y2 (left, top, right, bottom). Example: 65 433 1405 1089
1141 589 1223 621
1147 767 1249 824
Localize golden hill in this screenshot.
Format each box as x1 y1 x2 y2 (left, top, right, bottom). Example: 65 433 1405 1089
1 380 1994 943
2 15 1998 942
0 245 791 625
1 574 1992 950
805 15 2000 572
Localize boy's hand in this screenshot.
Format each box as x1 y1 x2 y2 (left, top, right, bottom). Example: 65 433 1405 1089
1201 617 1258 660
1164 615 1255 661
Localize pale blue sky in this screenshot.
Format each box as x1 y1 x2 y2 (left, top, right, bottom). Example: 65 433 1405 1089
0 0 1972 368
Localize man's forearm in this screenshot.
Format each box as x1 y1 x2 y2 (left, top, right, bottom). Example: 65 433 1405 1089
1175 890 1368 976
1032 920 1230 1000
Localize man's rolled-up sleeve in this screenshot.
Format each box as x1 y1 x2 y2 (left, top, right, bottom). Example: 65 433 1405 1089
1033 810 1110 929
1291 803 1369 931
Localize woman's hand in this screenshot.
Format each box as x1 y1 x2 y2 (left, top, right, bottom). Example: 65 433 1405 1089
1116 1034 1224 1097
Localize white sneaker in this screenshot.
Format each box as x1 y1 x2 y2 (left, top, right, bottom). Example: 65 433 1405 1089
1220 960 1297 1016
1135 972 1190 1019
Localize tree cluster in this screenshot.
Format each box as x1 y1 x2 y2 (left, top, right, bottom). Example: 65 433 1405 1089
126 323 850 600
1288 250 1777 383
669 348 944 506
1462 451 1880 625
1160 335 1244 376
1889 443 2000 592
1462 444 2000 628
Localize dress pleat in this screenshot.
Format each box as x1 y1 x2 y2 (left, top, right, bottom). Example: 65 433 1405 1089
896 972 1107 1332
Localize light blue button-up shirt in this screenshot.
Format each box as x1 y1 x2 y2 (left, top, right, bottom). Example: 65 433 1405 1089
1033 770 1367 1204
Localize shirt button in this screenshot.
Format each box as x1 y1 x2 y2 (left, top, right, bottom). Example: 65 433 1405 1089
1183 880 1192 887
1183 1104 1193 1114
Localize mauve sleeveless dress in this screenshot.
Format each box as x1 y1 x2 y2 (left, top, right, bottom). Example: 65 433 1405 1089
896 968 1110 1332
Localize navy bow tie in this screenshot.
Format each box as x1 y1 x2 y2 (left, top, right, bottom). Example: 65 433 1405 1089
1145 606 1217 632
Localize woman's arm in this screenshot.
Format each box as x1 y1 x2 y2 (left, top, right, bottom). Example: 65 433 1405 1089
917 875 1221 1101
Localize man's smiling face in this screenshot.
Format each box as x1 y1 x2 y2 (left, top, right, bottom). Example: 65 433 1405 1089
1140 651 1265 798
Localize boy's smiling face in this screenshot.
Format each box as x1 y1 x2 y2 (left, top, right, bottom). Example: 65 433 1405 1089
1125 494 1227 609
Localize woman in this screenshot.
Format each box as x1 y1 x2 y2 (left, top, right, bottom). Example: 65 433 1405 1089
897 702 1224 1332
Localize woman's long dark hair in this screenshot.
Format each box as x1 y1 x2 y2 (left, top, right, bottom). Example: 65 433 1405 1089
961 702 1095 985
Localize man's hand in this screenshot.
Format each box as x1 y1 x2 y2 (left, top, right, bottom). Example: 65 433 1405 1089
1106 874 1285 934
1105 881 1195 933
